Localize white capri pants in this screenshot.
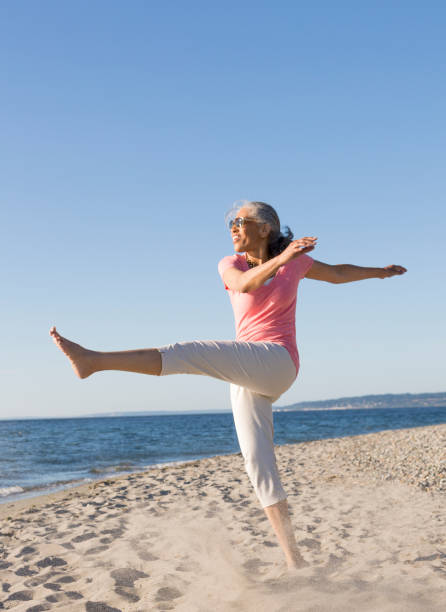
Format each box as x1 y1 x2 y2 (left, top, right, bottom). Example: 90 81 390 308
158 340 297 508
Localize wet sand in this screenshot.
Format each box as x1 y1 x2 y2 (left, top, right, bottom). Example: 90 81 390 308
1 424 445 611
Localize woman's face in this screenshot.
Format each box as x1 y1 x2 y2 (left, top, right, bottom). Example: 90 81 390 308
230 207 269 253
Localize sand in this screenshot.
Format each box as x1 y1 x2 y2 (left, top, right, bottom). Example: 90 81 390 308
1 424 445 611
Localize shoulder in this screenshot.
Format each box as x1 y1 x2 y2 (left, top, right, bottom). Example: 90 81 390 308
285 254 314 279
218 254 245 276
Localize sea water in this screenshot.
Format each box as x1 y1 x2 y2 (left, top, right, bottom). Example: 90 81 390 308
1 406 445 503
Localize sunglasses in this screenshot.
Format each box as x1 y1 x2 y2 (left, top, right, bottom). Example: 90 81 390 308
228 216 259 230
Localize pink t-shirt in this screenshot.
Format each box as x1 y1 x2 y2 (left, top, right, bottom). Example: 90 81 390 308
217 253 314 375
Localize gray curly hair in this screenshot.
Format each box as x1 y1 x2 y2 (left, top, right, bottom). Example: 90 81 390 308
225 200 294 258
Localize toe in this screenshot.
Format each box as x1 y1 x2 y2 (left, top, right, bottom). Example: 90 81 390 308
50 327 62 343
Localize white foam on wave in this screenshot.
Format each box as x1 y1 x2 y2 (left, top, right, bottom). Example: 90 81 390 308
144 459 202 470
0 486 24 497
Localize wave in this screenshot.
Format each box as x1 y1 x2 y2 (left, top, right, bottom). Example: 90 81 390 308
0 485 24 497
0 478 93 503
89 462 136 475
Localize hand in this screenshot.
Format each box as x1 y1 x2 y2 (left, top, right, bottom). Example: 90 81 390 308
279 237 317 265
377 265 407 279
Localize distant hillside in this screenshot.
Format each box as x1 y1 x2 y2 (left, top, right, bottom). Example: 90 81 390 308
74 392 446 418
278 392 446 412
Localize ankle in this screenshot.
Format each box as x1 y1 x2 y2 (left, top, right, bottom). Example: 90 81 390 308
89 350 104 373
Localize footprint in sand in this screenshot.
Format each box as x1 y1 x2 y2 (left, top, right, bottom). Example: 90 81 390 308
15 565 39 576
298 537 321 551
25 571 61 588
45 591 80 604
100 527 125 538
0 561 12 571
156 586 183 601
4 588 34 602
15 546 37 558
72 531 97 543
57 575 77 584
111 568 149 586
42 581 63 591
110 567 149 603
36 556 68 569
85 603 123 612
65 590 84 600
25 604 52 612
85 545 110 555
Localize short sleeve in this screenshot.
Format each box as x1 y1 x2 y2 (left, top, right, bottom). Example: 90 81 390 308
295 254 314 280
218 255 240 290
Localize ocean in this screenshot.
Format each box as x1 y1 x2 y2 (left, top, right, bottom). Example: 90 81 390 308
1 405 445 504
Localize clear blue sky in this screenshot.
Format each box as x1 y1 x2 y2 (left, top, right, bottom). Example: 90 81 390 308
1 1 445 419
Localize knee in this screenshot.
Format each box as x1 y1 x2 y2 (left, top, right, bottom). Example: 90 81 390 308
239 429 272 469
242 446 273 485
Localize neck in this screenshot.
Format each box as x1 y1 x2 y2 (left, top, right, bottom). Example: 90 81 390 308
245 245 269 266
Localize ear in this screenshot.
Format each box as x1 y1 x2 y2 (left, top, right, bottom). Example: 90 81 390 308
259 223 271 239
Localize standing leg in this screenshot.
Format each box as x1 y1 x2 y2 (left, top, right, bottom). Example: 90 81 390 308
49 327 162 378
264 500 307 569
230 385 306 568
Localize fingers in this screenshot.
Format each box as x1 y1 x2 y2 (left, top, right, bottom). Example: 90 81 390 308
293 237 317 249
382 265 407 278
386 265 407 274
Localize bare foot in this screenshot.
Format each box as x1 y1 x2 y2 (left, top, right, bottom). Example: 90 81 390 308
288 558 309 571
288 558 310 572
49 327 97 379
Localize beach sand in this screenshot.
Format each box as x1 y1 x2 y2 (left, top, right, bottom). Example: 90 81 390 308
1 424 445 611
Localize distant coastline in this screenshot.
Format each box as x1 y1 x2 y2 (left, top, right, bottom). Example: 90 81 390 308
3 391 443 420
277 391 446 412
87 391 446 416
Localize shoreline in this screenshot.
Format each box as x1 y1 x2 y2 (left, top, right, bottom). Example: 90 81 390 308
1 424 445 611
0 424 446 519
0 457 215 509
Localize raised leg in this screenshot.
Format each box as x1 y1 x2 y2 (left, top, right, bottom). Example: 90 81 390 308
49 327 162 378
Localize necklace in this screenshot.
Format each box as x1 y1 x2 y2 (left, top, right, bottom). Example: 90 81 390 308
246 255 258 268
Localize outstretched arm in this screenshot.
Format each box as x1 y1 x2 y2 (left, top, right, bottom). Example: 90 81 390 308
305 260 407 284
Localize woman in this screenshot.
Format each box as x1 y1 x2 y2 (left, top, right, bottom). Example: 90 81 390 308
50 200 407 569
